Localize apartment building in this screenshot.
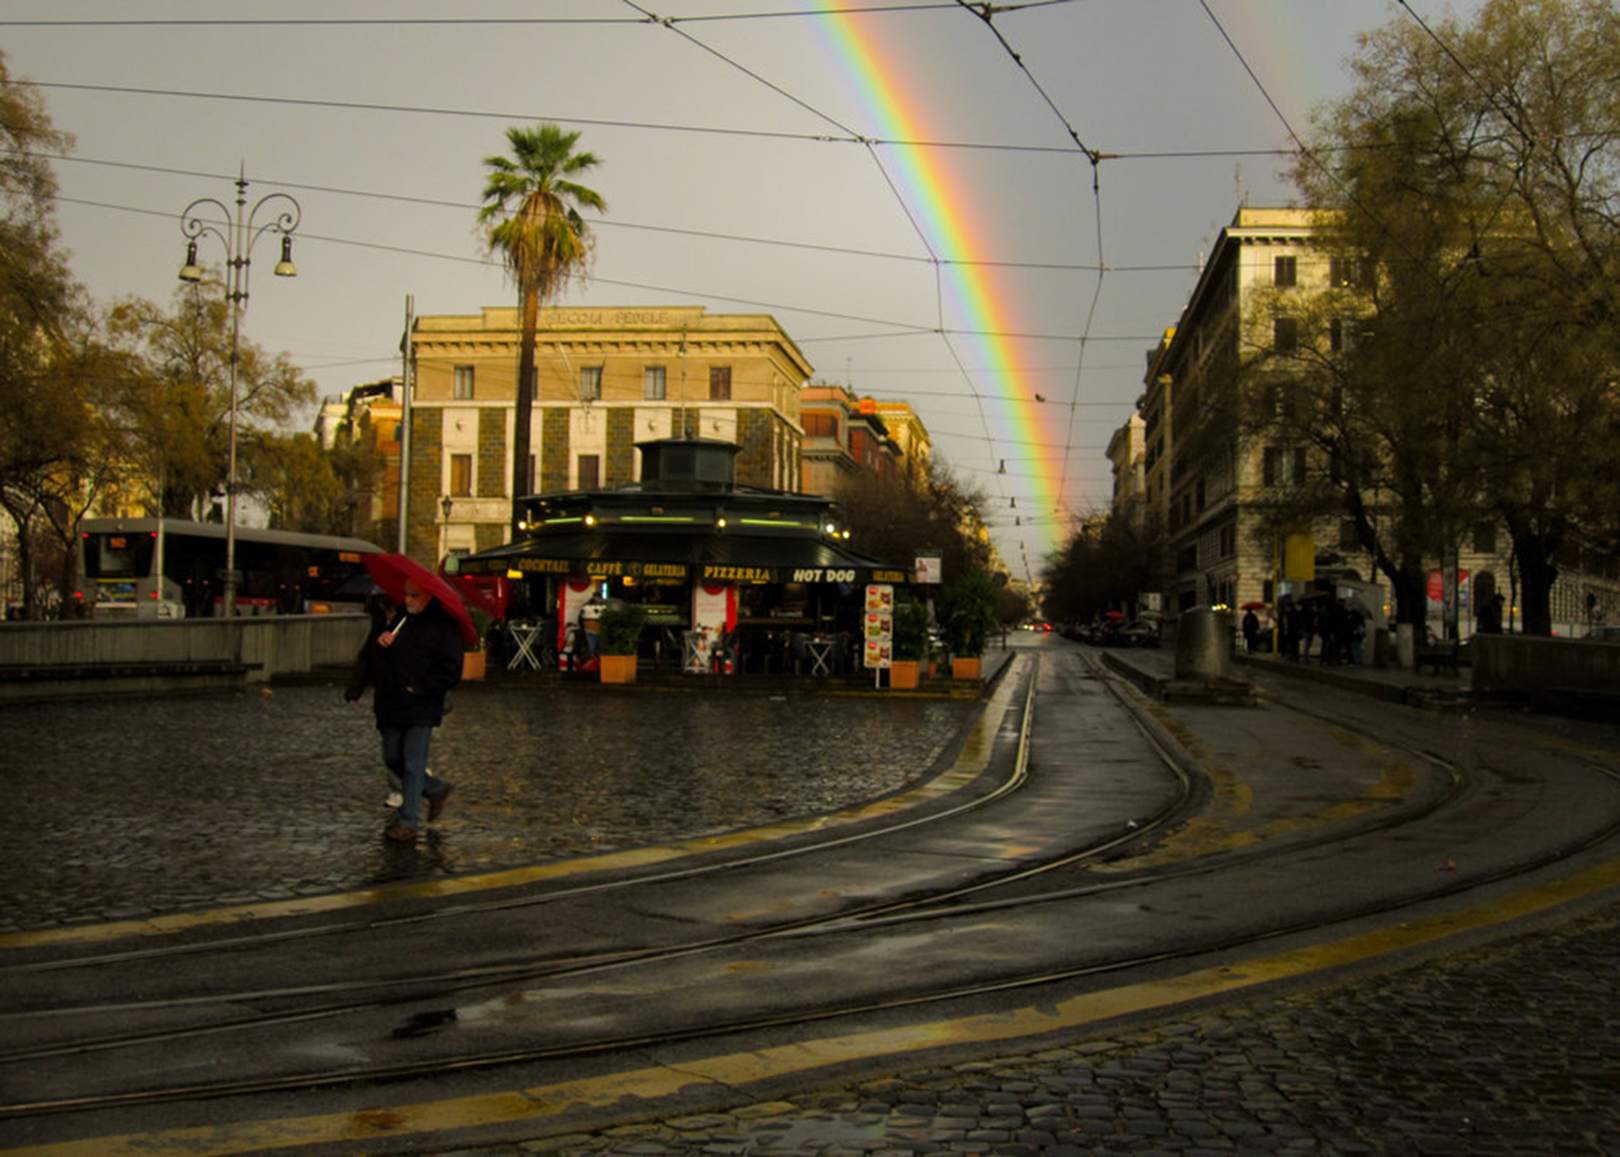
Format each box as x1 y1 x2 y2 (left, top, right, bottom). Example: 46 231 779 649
1124 206 1618 638
798 383 930 497
404 305 812 563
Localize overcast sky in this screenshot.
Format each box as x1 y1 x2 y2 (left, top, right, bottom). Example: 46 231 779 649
2 0 1483 581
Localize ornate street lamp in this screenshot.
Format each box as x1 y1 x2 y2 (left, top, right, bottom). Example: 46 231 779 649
178 168 300 617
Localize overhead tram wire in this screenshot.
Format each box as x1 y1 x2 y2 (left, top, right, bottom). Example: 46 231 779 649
31 147 1207 277
1199 0 1477 309
623 0 1007 526
0 3 1078 31
53 190 1162 354
953 0 1110 539
27 3 1118 547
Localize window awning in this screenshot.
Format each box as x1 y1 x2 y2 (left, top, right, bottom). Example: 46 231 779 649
459 530 911 586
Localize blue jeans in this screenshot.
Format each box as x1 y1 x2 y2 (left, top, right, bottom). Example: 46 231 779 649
380 724 447 830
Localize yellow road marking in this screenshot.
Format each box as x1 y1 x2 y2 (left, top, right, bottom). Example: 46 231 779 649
1103 704 1417 870
13 854 1620 1157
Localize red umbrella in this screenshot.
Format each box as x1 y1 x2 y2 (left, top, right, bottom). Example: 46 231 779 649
1104 610 1126 620
1241 601 1267 611
363 553 479 648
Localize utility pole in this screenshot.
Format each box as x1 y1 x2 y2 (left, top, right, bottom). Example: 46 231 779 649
397 294 414 554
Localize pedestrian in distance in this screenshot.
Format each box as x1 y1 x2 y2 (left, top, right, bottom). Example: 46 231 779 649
346 577 463 843
1478 593 1505 634
1241 608 1260 653
1280 598 1301 661
1345 604 1366 665
1300 600 1319 662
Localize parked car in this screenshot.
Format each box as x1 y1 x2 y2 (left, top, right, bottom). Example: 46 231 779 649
1586 625 1620 642
1116 620 1162 648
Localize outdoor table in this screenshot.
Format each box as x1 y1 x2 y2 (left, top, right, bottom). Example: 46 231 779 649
506 621 547 671
805 636 835 676
682 630 710 674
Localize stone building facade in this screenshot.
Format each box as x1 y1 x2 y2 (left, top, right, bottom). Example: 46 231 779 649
403 305 813 564
798 383 931 498
1124 206 1619 639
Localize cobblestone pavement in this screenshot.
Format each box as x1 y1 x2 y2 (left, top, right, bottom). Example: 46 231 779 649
2 681 975 932
450 901 1620 1156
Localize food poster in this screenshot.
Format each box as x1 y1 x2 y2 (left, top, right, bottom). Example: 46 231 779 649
689 580 737 673
558 576 596 669
863 584 893 669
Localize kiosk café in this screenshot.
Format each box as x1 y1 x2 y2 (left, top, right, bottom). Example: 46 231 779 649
455 439 911 670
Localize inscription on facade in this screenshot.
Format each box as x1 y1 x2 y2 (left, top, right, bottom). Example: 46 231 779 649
516 557 690 579
548 309 676 328
791 568 857 584
703 565 773 583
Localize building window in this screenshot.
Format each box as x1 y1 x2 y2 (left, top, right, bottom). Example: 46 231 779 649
579 366 603 401
1274 255 1297 287
449 453 473 497
802 412 837 438
709 365 731 401
1273 316 1299 354
577 454 600 489
453 365 475 399
1340 519 1360 550
643 365 666 400
1263 445 1308 486
1329 256 1366 288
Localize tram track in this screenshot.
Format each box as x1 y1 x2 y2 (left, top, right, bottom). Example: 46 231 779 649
0 657 1194 1084
5 646 1620 1131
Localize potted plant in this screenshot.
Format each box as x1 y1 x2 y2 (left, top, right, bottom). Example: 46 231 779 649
462 607 493 681
940 570 1002 680
594 603 647 684
889 599 929 690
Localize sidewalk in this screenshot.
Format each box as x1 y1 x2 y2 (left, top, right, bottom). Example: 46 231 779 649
1101 642 1470 710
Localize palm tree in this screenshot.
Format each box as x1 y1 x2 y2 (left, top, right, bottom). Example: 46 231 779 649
479 123 605 535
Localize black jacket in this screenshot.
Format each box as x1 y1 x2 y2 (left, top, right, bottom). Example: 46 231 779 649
349 602 464 728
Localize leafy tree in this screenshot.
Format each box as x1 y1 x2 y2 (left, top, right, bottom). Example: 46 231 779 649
241 431 345 535
106 280 316 522
1043 512 1159 625
479 124 606 535
835 458 996 586
0 48 113 616
1291 0 1620 634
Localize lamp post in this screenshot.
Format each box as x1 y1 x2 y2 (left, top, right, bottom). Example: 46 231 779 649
178 169 300 617
440 495 454 564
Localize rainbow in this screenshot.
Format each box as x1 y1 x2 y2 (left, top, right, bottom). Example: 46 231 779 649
809 7 1069 556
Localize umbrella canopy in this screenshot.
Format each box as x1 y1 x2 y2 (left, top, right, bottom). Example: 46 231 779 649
1240 601 1267 611
363 553 479 648
1104 610 1126 620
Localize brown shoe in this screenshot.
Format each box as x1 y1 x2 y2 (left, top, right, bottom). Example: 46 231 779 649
427 783 454 823
385 823 418 843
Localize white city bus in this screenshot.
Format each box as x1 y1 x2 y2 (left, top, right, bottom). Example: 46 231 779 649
72 518 381 618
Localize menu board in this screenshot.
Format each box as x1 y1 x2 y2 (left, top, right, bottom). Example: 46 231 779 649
863 584 893 669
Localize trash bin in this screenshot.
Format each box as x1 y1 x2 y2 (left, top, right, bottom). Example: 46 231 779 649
1175 607 1233 681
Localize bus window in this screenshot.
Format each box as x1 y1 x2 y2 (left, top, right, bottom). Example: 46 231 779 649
86 532 156 580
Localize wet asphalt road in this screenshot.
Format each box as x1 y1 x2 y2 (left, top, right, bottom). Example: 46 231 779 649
7 646 1620 1155
3 681 976 933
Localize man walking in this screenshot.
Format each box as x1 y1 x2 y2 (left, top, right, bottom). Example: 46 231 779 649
350 578 463 842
